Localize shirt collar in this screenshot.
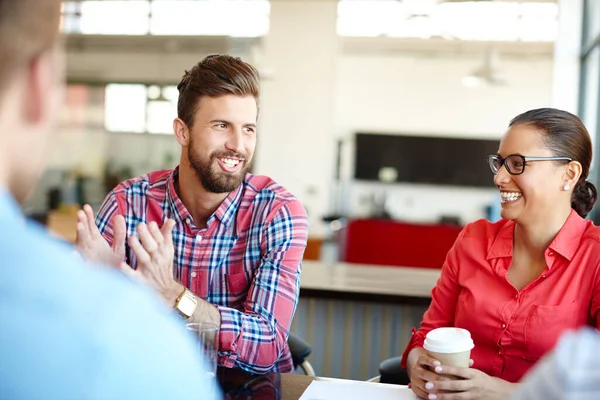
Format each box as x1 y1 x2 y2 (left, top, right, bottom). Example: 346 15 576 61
166 166 245 229
487 209 588 264
546 209 588 261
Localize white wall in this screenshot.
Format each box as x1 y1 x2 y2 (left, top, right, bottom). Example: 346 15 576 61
332 53 554 224
58 35 554 232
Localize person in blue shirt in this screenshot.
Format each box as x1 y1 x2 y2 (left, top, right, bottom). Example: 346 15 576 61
0 1 220 399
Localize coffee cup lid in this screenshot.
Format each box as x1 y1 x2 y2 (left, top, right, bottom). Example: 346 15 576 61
423 327 474 354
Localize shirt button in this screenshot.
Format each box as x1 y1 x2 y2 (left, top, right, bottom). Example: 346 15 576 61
196 235 202 242
514 294 518 299
548 251 554 256
502 323 506 329
542 275 546 278
191 272 197 278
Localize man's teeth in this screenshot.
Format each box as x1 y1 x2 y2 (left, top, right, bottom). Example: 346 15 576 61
500 192 522 201
221 158 240 168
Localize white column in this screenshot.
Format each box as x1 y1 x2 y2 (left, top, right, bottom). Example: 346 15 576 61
551 0 583 113
255 0 340 236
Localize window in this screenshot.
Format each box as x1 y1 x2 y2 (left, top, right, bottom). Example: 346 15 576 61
580 0 600 222
105 84 177 134
337 0 558 42
60 84 105 129
61 0 270 37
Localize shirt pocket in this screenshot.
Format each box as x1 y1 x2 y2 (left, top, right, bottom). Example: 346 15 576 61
523 301 583 361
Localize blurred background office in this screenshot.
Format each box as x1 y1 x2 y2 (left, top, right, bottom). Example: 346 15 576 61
32 0 598 381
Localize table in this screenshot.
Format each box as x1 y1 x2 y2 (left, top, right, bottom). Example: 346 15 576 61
300 260 441 305
217 367 415 400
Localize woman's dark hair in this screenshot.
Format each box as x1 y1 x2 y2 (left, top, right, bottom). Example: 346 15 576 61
509 108 597 218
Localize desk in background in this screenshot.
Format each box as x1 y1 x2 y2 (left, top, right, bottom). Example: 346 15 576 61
292 261 440 381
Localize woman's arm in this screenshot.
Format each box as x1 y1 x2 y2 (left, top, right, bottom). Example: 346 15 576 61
401 225 471 367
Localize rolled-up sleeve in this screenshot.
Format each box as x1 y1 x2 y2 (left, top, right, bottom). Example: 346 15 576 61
216 199 308 373
401 227 467 369
95 191 120 247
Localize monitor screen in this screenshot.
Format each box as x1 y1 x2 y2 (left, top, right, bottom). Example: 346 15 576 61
354 133 500 187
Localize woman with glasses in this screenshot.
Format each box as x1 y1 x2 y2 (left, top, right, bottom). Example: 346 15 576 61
401 108 600 400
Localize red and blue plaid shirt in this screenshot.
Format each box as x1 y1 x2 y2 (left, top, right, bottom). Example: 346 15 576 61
95 167 308 374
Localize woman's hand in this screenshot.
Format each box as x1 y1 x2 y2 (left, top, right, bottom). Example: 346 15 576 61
424 365 516 400
409 352 449 399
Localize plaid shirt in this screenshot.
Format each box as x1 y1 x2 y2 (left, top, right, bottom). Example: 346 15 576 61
95 167 308 374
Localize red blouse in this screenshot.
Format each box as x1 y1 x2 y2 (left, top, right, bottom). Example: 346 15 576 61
401 210 600 382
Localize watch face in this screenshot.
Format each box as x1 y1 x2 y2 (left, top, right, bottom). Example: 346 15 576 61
178 292 197 317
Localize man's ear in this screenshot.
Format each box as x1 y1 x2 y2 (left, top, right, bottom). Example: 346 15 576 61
24 51 54 124
173 118 190 147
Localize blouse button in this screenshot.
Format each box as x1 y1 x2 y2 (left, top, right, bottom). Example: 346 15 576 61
191 272 197 278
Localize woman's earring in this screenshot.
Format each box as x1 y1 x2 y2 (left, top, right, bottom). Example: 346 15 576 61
563 183 571 191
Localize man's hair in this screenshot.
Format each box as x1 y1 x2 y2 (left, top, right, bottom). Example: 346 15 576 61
0 0 62 95
176 54 260 128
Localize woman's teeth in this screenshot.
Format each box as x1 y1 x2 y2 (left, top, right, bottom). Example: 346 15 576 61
500 192 522 202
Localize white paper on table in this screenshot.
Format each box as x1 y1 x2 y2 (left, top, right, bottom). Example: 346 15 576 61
298 379 417 400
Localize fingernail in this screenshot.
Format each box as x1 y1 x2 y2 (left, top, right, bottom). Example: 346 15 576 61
432 360 441 366
435 366 443 373
425 382 434 390
429 394 437 400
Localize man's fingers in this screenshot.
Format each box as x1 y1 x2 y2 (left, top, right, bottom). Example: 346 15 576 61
119 261 134 275
136 223 158 254
112 215 127 258
148 221 165 247
83 204 99 238
129 235 151 265
160 219 176 244
75 221 90 246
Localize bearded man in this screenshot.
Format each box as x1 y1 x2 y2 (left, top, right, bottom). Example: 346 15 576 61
76 55 308 374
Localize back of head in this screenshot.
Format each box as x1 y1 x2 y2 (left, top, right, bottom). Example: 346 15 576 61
176 54 260 128
0 0 62 98
509 108 597 218
0 0 62 203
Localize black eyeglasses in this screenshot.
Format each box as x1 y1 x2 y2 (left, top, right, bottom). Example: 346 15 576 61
487 154 572 175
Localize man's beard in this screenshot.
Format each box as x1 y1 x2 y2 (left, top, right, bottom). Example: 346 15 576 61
187 146 250 194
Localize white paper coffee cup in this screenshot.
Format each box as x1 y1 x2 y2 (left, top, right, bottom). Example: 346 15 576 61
423 327 474 368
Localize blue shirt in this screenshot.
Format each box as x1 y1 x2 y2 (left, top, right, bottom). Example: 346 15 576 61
0 190 221 400
510 328 600 400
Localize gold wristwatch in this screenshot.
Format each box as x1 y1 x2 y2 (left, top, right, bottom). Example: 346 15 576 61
174 287 198 319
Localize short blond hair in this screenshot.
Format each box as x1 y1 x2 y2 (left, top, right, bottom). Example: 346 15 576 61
0 0 62 94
